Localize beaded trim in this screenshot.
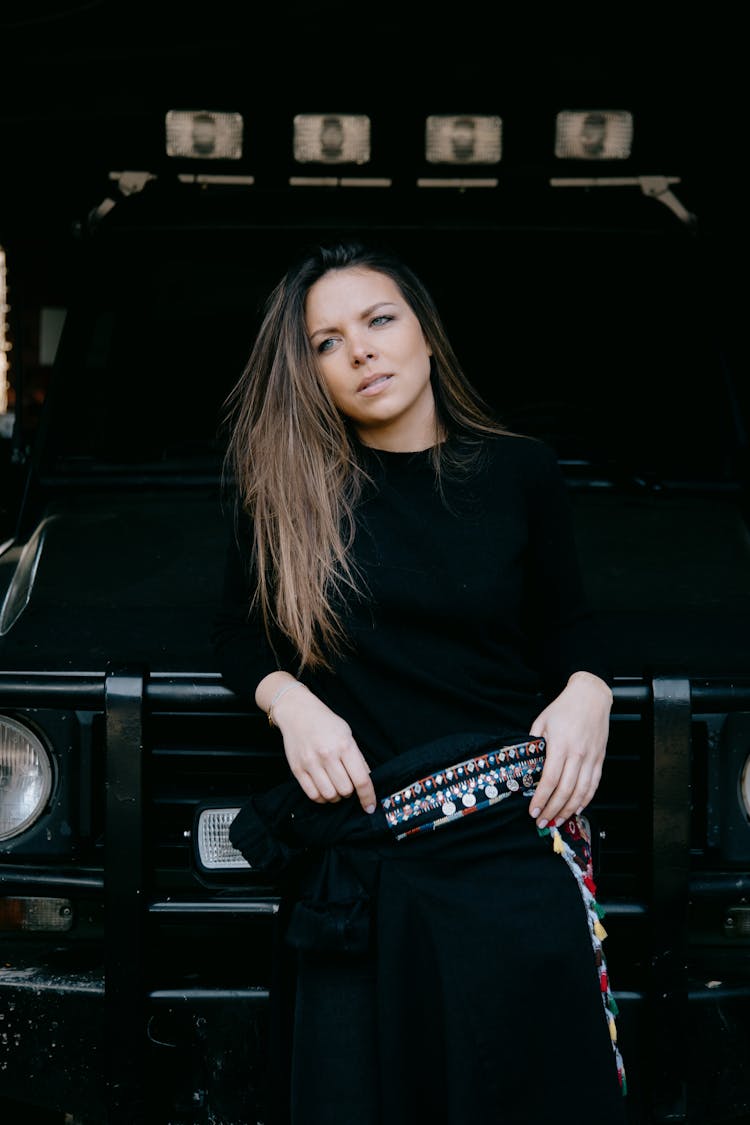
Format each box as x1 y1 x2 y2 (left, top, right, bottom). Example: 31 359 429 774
539 815 627 1097
381 738 546 841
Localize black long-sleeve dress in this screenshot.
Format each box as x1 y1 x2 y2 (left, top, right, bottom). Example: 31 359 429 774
210 432 627 1125
211 433 612 754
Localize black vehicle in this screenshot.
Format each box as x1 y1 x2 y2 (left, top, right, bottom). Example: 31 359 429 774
0 93 749 1124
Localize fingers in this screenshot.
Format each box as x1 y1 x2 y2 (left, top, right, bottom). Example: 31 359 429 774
293 741 376 814
530 745 603 828
272 689 376 813
527 678 611 828
342 745 377 813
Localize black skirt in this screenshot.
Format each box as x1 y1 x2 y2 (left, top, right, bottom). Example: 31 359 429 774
247 734 628 1125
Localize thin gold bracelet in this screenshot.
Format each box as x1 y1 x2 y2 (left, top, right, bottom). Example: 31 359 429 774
267 680 302 727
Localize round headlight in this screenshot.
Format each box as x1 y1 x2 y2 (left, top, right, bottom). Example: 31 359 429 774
0 715 53 841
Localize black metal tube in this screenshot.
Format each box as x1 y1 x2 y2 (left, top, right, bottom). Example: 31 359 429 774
104 663 147 1124
649 675 692 1122
2 669 748 713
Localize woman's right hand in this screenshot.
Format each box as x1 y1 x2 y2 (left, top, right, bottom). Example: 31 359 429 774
262 678 377 814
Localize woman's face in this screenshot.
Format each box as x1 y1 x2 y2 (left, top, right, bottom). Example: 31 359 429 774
304 266 436 451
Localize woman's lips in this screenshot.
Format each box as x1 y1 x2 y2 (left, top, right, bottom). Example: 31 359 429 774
357 374 393 396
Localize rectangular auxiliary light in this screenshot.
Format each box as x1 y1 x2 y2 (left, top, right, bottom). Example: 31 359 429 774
554 110 633 159
293 114 371 164
0 896 73 932
165 110 244 160
425 115 502 164
196 807 250 870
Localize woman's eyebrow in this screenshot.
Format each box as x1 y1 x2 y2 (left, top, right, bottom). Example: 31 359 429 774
308 301 399 341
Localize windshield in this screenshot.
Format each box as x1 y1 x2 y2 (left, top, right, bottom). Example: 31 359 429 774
39 217 737 484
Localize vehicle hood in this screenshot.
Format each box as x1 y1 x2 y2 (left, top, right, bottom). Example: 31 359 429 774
0 489 232 673
569 486 750 679
0 485 748 678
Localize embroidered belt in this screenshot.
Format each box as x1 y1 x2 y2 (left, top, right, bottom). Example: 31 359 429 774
380 737 546 842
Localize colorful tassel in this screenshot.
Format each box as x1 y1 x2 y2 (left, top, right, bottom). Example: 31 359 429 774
545 815 626 1097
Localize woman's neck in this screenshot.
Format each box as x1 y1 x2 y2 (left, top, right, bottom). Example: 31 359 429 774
356 421 447 454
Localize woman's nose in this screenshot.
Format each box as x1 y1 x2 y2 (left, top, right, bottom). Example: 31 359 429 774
351 340 376 366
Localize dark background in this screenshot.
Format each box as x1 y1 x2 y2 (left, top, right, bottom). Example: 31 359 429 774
0 18 748 1124
0 2 744 452
0 3 740 236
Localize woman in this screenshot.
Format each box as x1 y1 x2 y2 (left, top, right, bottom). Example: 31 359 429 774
210 241 627 1124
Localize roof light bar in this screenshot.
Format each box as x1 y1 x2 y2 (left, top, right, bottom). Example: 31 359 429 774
177 173 255 185
165 110 244 160
289 176 391 188
554 110 633 160
425 115 502 164
293 114 371 164
417 178 499 189
109 170 157 195
550 174 695 224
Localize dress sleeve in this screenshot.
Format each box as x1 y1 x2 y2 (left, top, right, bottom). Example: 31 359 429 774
209 500 289 704
522 439 613 698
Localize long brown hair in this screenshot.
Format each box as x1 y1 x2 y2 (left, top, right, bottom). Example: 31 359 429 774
219 241 509 671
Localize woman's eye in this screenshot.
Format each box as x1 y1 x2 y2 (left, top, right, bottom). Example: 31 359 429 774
317 337 336 354
371 314 393 327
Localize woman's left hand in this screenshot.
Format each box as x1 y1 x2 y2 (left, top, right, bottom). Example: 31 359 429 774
528 670 613 829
